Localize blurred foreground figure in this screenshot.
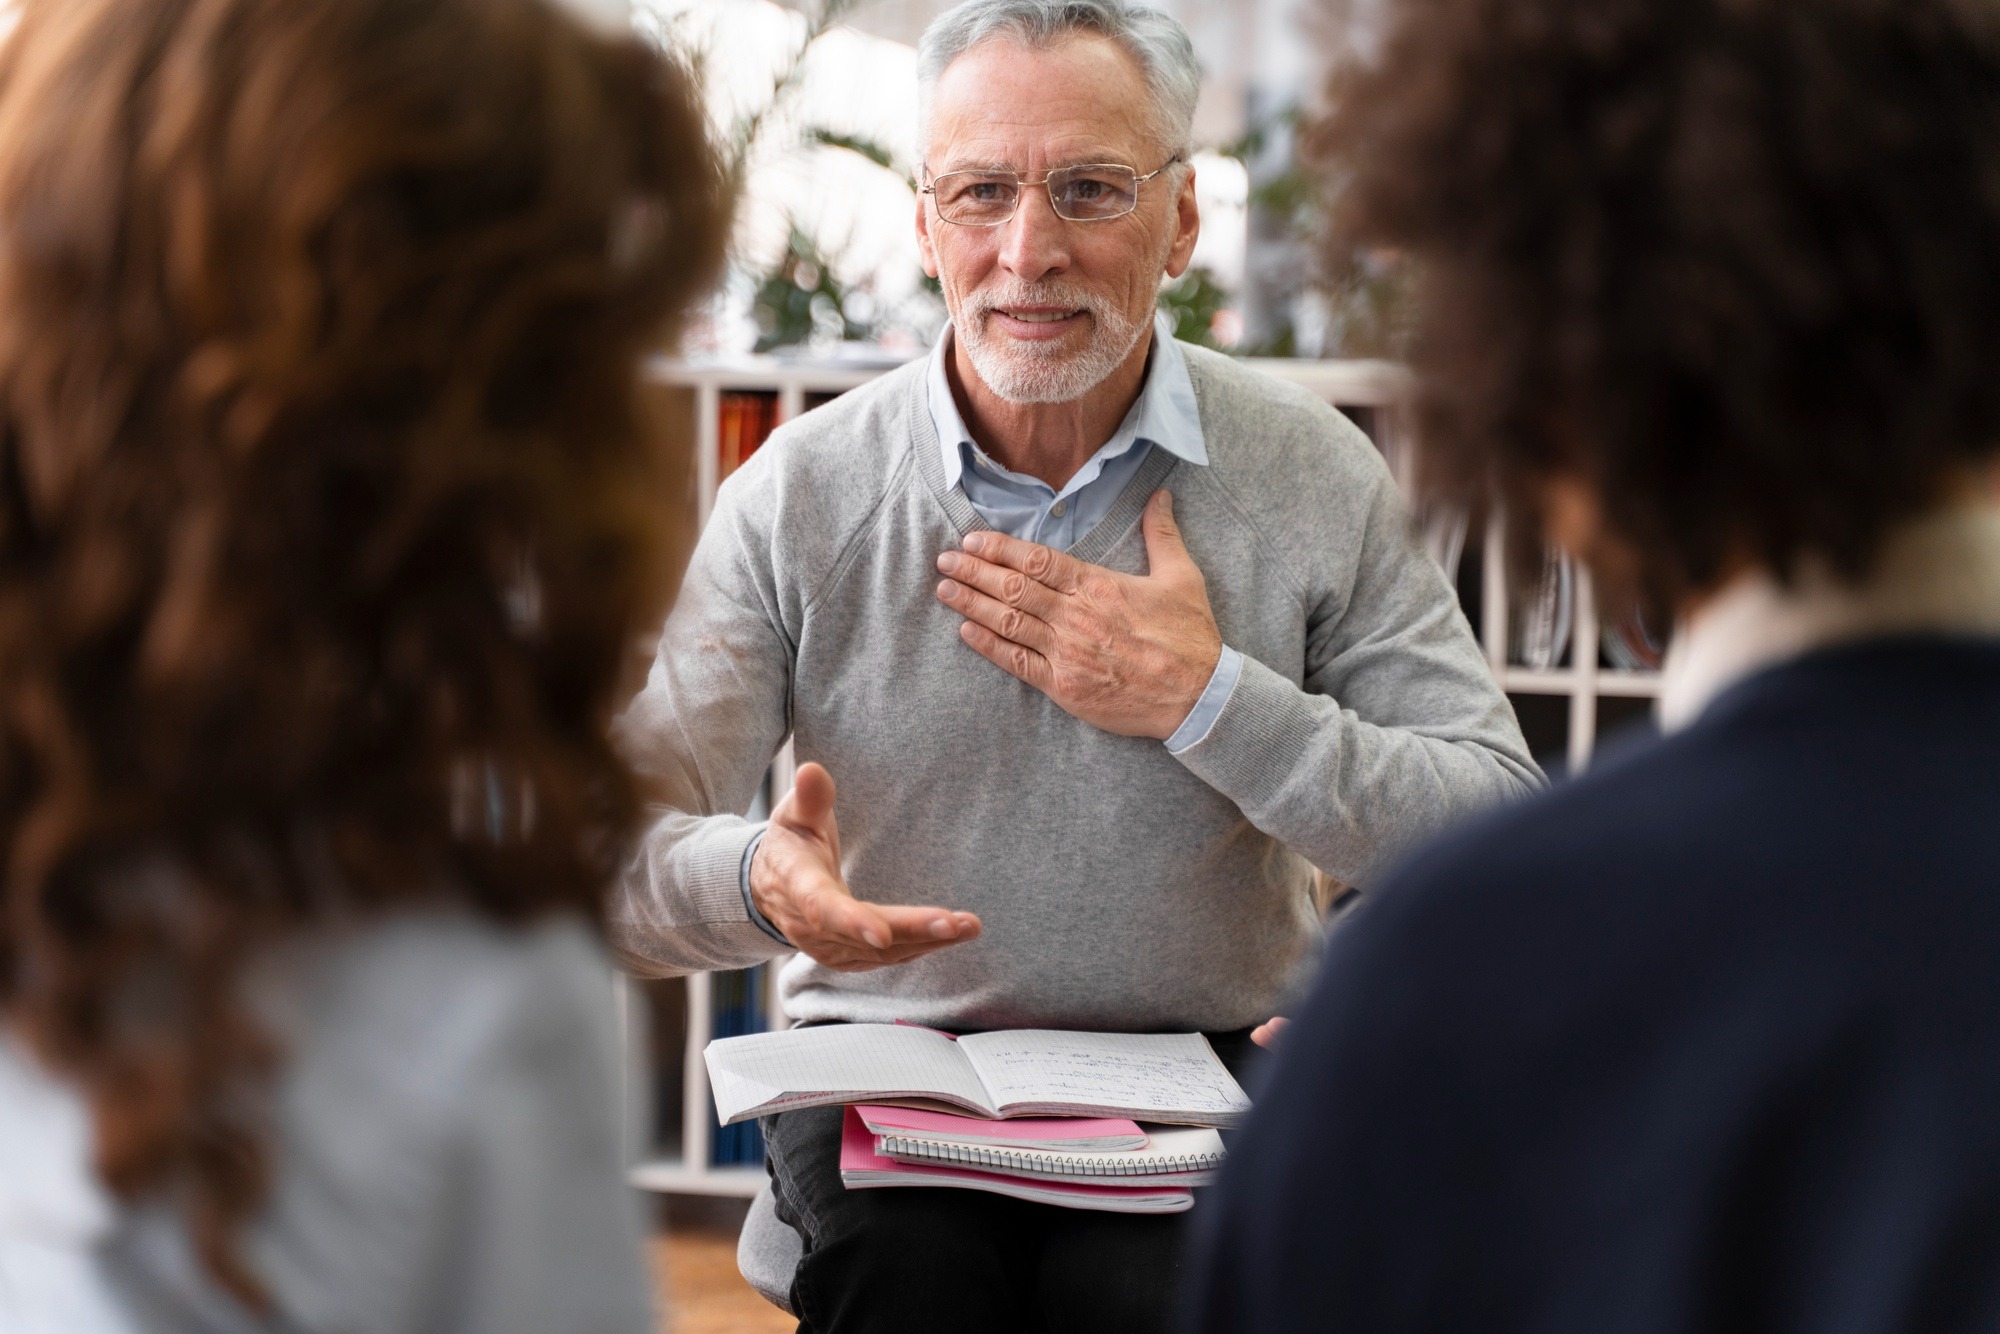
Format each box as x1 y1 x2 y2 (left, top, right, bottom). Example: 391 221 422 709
1187 0 2000 1329
0 0 725 1329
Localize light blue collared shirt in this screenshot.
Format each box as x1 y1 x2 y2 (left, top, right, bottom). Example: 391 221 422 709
928 312 1205 551
740 313 1244 942
926 313 1242 752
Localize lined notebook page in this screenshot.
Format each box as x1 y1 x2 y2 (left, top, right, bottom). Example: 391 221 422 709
704 1024 995 1125
956 1030 1251 1122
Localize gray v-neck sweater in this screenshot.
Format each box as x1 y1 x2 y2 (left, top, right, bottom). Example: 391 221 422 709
612 344 1540 1031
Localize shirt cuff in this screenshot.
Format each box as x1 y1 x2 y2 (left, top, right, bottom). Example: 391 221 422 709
1166 645 1244 755
738 828 791 945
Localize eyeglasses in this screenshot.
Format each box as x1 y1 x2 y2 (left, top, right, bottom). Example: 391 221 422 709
920 157 1182 227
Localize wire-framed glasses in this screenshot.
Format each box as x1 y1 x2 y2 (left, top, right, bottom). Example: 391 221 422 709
920 157 1182 226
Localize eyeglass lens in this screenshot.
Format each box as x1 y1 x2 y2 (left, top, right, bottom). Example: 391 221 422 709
932 165 1142 224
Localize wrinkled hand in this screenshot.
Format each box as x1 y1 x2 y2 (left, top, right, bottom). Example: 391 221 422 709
934 490 1223 740
1250 1016 1289 1049
750 762 981 972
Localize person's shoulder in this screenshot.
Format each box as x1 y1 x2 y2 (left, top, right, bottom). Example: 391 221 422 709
1178 342 1387 479
720 358 926 510
241 920 643 1328
702 359 927 584
1174 343 1396 560
274 911 616 1122
1386 724 1718 895
1333 710 1848 1009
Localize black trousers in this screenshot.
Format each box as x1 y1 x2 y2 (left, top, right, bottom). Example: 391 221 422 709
763 1028 1262 1334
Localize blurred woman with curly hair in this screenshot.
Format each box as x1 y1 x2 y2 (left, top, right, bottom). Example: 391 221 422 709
0 0 727 1328
1189 0 2000 1329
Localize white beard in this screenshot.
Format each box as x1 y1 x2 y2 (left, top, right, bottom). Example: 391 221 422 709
946 278 1157 405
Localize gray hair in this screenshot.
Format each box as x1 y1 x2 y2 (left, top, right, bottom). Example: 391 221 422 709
917 0 1200 164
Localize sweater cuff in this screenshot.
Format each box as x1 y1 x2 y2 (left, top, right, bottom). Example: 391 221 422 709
679 818 770 928
1166 646 1244 754
738 828 792 945
1169 652 1322 808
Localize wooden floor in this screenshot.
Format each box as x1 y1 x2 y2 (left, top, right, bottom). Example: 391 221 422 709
654 1197 794 1334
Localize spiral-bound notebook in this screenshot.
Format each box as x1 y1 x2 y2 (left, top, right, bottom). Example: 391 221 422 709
856 1105 1149 1153
878 1123 1226 1187
839 1109 1193 1214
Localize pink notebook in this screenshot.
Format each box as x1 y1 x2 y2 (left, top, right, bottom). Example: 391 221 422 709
855 1105 1148 1153
839 1109 1191 1215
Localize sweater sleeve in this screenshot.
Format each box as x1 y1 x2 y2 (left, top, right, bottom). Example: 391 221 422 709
1171 467 1542 888
608 484 797 976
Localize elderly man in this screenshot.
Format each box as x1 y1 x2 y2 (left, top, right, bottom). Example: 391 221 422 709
613 0 1539 1327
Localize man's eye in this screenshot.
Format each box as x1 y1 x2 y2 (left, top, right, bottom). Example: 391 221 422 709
968 181 1010 202
1065 178 1111 201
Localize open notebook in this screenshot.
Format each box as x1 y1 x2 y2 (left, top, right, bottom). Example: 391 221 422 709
705 1024 1251 1127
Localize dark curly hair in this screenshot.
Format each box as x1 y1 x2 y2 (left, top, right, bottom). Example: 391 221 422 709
1315 0 2000 599
0 0 726 1304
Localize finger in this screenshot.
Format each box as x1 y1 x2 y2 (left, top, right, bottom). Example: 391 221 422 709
935 577 1055 653
819 929 982 968
1250 1016 1290 1049
960 530 1087 594
792 880 895 950
957 619 1054 691
777 761 837 836
936 550 1066 621
800 889 980 954
803 917 982 971
871 904 983 943
1141 490 1198 580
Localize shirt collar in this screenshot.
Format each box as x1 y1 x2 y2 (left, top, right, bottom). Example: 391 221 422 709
926 310 1207 491
1658 501 2000 732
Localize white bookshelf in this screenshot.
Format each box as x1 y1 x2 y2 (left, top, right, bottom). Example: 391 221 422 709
622 348 1658 1197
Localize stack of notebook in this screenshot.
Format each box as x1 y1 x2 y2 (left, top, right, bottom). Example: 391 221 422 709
704 1023 1250 1216
840 1106 1227 1214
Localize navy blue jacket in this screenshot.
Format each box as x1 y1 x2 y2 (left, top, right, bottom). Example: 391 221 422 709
1185 638 2000 1333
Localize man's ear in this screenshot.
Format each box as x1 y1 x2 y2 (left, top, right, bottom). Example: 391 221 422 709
1163 162 1200 280
916 191 941 278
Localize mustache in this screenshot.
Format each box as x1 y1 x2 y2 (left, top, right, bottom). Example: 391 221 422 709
962 284 1097 317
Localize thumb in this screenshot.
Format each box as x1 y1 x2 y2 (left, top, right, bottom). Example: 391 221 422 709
780 761 838 836
1142 490 1195 577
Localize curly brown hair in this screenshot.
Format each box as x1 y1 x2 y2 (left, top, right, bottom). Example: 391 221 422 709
0 0 726 1304
1315 0 2000 600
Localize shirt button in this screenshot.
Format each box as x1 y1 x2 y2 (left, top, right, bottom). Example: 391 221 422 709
1050 500 1067 518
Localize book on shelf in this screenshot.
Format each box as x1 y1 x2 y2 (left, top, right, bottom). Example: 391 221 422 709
707 964 769 1167
857 1105 1149 1153
1512 546 1575 671
1601 605 1666 672
704 1024 1251 1128
718 391 779 480
875 1119 1225 1187
1418 505 1470 586
839 1109 1195 1214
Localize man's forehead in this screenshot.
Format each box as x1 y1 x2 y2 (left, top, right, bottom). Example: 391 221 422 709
929 143 1141 173
924 35 1157 170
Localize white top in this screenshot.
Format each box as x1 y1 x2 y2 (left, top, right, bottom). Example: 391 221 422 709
0 912 653 1334
0 1036 132 1333
1660 501 2000 732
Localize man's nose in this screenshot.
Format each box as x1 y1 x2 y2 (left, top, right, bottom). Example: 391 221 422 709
997 182 1071 283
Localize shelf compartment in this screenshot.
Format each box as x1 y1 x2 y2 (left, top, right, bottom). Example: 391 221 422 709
629 1158 768 1198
